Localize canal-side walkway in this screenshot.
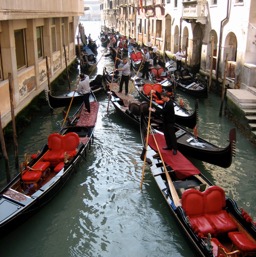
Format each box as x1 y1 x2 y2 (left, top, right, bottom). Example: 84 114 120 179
227 86 256 144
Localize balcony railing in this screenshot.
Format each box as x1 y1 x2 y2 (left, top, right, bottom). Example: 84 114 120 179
182 0 207 24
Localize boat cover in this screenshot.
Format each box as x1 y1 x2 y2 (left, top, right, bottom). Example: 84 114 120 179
76 101 99 127
148 133 200 179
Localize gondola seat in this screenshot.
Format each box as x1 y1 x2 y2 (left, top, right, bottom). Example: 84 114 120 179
22 161 51 183
204 186 237 235
182 188 216 236
182 186 237 237
42 132 79 165
228 232 256 256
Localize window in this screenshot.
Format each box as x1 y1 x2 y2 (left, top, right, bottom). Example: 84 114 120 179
235 0 243 3
36 27 44 58
156 20 162 38
211 0 217 4
15 29 27 69
174 0 177 7
144 19 147 34
138 19 142 33
69 22 74 44
51 26 57 52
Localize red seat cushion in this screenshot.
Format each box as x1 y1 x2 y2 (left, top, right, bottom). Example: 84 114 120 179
206 210 237 234
189 215 216 236
33 161 50 171
143 84 153 95
228 232 256 252
54 162 65 173
43 149 63 163
62 132 79 152
22 170 42 183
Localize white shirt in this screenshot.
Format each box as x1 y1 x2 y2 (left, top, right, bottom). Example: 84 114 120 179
118 61 131 76
176 51 184 61
77 75 90 94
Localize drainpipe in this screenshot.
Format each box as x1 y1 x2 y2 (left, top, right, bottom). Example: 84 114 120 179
216 0 230 85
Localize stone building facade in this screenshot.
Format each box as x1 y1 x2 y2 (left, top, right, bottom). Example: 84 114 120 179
0 0 84 128
101 0 256 91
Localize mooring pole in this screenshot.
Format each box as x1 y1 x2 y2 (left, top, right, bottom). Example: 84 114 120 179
0 112 11 183
8 73 19 169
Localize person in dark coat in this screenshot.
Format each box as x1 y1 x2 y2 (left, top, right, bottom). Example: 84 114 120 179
149 91 177 155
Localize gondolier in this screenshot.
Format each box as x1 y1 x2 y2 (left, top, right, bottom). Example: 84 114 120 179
116 57 131 95
175 48 185 70
77 73 91 112
149 91 177 155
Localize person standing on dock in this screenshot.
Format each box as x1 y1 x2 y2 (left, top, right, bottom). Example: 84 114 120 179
116 57 131 95
77 73 91 113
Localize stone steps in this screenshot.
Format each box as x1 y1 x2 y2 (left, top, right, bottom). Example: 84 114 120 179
227 87 256 133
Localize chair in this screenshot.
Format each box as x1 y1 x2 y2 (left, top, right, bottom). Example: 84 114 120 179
228 232 256 257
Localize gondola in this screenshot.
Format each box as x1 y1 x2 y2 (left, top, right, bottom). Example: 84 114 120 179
173 69 208 98
110 90 236 168
133 78 198 129
0 98 99 236
140 121 256 257
80 45 97 73
99 32 110 47
47 74 103 109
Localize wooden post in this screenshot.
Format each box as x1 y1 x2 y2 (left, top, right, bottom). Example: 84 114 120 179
209 36 214 92
219 54 228 117
45 56 51 91
8 73 19 169
63 44 71 91
77 35 82 68
0 112 11 182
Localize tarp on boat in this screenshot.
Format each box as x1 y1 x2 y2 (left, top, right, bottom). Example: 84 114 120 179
148 133 200 179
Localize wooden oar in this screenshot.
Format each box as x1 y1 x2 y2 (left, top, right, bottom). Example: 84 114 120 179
107 57 117 113
61 90 76 128
140 92 153 190
151 132 181 207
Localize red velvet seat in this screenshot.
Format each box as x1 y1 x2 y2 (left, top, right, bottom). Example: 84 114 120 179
22 170 42 183
143 84 153 95
22 161 50 183
43 132 79 165
182 188 216 236
136 52 143 60
182 186 238 237
228 232 256 255
54 162 65 173
204 186 237 234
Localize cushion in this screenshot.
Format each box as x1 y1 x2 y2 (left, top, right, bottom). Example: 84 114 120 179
204 186 226 213
182 188 204 216
189 215 216 236
22 171 42 183
47 133 63 150
206 210 237 234
54 162 65 173
228 232 256 252
62 132 80 151
33 161 50 171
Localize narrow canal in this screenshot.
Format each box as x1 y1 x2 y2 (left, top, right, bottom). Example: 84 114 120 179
1 21 256 257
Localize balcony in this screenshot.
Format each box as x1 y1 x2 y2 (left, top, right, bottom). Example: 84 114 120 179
182 0 208 25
